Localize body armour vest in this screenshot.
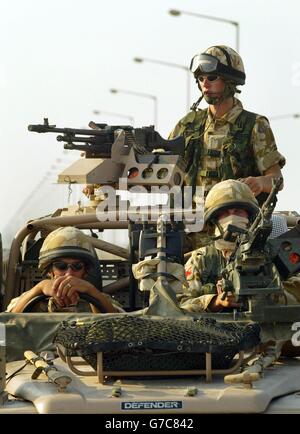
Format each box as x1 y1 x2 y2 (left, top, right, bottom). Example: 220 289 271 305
182 108 268 205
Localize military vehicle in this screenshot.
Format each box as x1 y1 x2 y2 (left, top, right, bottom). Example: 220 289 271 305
1 120 300 415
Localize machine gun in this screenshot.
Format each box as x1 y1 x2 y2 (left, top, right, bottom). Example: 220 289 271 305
26 119 197 314
28 119 186 188
219 178 300 322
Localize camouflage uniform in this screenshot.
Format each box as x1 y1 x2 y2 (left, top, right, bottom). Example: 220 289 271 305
180 245 225 312
169 97 285 201
169 45 285 203
179 180 300 312
7 227 123 312
170 45 285 249
181 244 300 312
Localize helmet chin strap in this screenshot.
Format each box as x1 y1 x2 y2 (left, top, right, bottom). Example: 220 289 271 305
190 94 204 111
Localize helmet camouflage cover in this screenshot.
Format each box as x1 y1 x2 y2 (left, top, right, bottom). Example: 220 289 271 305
204 179 259 224
190 45 246 85
39 226 96 274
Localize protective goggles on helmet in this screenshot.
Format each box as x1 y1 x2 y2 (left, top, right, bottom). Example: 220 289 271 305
52 261 86 271
190 53 245 84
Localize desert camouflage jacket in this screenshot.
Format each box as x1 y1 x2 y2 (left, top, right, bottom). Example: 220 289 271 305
169 98 286 203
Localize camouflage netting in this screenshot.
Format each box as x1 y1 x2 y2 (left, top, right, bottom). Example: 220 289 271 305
54 316 260 372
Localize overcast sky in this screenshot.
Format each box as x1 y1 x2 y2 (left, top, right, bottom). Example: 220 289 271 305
1 0 300 246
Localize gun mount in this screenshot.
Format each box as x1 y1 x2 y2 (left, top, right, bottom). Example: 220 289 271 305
28 119 186 189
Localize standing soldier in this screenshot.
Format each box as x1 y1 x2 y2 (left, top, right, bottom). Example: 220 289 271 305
169 45 285 209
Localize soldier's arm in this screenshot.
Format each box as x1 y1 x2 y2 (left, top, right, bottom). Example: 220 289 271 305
168 122 183 140
240 164 283 196
9 278 122 314
180 291 240 312
240 117 285 196
50 276 122 313
168 111 197 140
184 247 207 293
180 293 216 312
207 292 240 312
262 163 284 191
9 281 53 313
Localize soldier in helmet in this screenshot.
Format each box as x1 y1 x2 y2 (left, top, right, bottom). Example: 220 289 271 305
169 45 285 215
179 179 257 312
180 179 300 313
8 227 122 313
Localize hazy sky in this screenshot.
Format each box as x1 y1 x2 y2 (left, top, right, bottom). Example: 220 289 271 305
1 0 300 246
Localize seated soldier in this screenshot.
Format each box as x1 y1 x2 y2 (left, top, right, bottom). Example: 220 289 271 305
8 226 123 313
180 179 296 312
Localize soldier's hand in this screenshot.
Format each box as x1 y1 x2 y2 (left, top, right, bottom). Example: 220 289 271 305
38 276 79 307
216 291 240 309
239 176 265 196
36 279 69 307
209 281 240 312
82 184 95 197
52 275 96 306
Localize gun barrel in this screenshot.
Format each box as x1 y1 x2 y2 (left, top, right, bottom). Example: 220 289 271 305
28 120 185 157
28 124 110 136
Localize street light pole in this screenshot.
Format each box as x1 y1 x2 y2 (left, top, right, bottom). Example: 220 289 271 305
93 110 135 126
110 88 158 126
169 9 240 51
134 57 191 111
269 113 300 121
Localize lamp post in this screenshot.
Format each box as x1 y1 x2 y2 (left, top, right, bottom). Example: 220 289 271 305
93 110 135 126
269 113 300 121
169 9 240 52
110 88 158 126
133 56 191 112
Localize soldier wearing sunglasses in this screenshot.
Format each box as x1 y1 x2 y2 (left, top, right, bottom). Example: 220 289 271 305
169 45 285 247
9 227 123 313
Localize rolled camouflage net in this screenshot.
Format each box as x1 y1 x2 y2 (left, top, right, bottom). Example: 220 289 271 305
54 316 260 372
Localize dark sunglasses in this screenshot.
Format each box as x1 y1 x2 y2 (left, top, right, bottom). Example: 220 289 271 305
52 261 86 271
198 75 220 83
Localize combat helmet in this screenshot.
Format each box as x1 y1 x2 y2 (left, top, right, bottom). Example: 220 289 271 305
190 45 246 85
204 179 259 224
38 226 102 289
